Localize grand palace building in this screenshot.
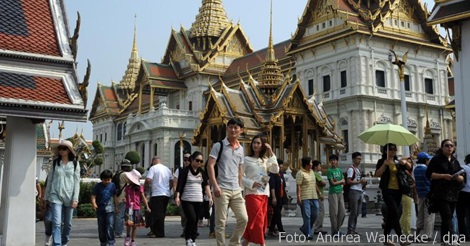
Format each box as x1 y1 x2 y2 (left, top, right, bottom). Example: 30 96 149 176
89 0 454 174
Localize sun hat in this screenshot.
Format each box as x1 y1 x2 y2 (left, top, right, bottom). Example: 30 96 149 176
55 140 76 156
417 152 432 160
183 153 191 158
125 169 142 186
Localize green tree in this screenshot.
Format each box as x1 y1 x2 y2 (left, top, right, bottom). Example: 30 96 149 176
125 151 140 165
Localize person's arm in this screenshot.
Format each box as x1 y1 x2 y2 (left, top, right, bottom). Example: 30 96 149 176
207 156 220 197
172 169 179 191
72 162 80 208
141 191 151 212
36 182 42 200
296 171 302 204
346 168 356 185
91 194 97 211
204 185 213 207
296 184 302 205
375 159 388 177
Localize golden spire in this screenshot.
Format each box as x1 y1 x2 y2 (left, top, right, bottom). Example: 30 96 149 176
119 15 141 92
190 0 230 38
258 0 283 99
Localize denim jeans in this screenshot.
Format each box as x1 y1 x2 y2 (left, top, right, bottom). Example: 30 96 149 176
300 199 319 238
97 211 115 246
50 202 74 246
44 206 53 237
114 202 126 236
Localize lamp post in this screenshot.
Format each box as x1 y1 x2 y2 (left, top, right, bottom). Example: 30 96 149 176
178 132 185 168
388 49 410 157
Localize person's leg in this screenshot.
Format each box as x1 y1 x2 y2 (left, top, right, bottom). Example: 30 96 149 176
209 204 215 234
193 202 203 241
347 190 361 233
107 212 115 245
49 203 63 246
214 189 230 246
309 199 319 236
153 196 169 237
97 212 107 245
328 193 339 234
422 198 435 239
399 195 412 235
337 193 346 233
61 205 74 245
416 197 424 235
313 199 325 233
435 199 453 242
301 199 312 237
382 190 401 236
149 196 158 236
228 189 248 246
114 202 125 237
44 206 53 237
181 201 197 241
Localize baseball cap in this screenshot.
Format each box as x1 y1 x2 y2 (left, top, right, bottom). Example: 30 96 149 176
417 152 432 160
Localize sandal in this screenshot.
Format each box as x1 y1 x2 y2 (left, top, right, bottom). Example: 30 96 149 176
384 241 395 246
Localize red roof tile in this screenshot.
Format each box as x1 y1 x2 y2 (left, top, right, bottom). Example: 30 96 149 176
144 62 179 79
0 0 60 56
0 71 70 104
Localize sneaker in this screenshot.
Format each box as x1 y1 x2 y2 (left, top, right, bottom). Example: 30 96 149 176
186 239 193 246
198 220 204 227
130 242 136 246
208 232 215 238
44 236 51 246
124 236 131 246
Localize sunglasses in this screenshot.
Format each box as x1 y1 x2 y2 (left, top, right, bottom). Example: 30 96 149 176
183 158 190 161
58 146 68 151
444 144 454 148
194 159 204 163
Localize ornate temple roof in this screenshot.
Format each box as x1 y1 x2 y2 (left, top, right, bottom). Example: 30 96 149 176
0 0 87 121
190 0 231 38
89 83 120 121
289 0 448 53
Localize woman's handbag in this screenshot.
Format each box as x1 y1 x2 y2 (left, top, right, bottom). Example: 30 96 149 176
396 166 411 194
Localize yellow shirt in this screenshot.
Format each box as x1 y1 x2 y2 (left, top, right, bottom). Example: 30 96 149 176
296 168 318 200
388 162 399 190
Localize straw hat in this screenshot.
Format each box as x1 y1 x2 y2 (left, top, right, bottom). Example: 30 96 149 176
55 140 76 157
125 169 142 186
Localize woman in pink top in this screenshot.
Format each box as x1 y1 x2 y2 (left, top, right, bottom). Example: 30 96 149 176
241 134 279 246
123 170 150 246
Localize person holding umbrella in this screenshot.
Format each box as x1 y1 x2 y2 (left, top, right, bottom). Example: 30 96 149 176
375 143 412 246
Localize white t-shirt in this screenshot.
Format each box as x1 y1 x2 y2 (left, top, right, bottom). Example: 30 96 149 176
346 166 363 191
146 164 172 197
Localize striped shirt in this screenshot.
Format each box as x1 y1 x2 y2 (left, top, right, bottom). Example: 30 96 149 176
296 168 318 200
414 163 431 198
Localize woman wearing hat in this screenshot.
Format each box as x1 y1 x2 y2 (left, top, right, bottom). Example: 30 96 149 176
45 140 80 246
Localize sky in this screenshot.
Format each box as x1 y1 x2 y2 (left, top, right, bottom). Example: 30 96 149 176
55 0 437 140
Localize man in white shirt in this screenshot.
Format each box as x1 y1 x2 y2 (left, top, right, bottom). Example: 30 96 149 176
207 118 248 246
346 152 367 235
145 156 173 238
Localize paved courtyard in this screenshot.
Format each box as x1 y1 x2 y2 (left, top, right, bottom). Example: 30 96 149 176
35 213 469 245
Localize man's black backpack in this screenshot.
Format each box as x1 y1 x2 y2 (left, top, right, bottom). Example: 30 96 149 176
205 140 223 178
112 171 127 196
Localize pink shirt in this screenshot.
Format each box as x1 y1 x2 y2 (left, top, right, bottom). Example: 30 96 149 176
124 185 143 210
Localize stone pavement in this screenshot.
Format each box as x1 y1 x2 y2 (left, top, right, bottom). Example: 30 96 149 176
35 214 469 246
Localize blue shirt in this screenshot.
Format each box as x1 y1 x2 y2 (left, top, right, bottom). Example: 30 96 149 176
414 164 431 198
92 182 116 214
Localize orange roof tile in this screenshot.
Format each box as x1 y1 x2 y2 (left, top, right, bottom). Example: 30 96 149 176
0 71 70 104
0 0 60 56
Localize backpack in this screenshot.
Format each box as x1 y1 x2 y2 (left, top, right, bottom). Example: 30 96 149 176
343 165 357 200
112 171 127 197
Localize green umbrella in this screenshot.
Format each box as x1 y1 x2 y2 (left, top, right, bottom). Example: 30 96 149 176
357 123 420 146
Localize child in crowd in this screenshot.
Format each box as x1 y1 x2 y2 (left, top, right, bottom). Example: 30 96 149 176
91 170 119 246
124 169 151 246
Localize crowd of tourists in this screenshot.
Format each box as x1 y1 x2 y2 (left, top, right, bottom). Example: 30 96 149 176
37 119 470 246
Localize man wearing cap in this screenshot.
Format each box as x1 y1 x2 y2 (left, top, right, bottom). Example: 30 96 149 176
145 156 173 238
173 153 191 237
114 159 132 238
414 152 434 239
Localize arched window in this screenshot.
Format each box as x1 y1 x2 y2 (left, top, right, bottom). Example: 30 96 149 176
174 140 191 170
154 143 158 157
